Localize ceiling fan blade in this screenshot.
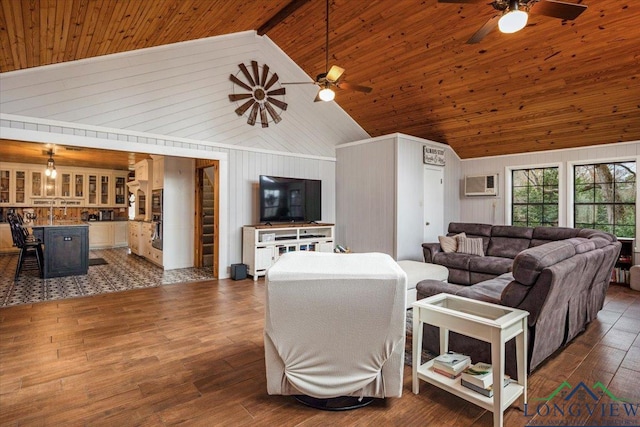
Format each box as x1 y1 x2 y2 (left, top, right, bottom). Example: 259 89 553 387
437 0 487 3
235 99 255 116
336 81 372 93
229 74 252 91
466 15 500 44
260 64 270 87
530 0 587 20
263 73 280 91
260 105 269 128
326 65 345 82
251 61 261 87
228 93 253 102
265 102 282 124
266 87 286 96
238 63 256 87
247 103 259 126
267 96 288 110
314 91 322 102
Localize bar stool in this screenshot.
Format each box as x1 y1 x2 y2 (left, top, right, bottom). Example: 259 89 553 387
7 213 44 280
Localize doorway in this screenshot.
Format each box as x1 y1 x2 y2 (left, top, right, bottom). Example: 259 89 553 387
423 165 444 244
194 160 219 277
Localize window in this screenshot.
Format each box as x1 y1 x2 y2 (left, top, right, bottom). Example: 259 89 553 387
512 167 559 227
574 162 636 238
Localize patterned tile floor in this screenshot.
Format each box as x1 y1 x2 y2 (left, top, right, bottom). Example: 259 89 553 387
0 248 215 307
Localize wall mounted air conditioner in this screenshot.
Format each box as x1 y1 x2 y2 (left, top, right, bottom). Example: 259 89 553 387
464 174 498 196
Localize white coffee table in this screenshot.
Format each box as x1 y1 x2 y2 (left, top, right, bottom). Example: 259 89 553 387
412 293 529 427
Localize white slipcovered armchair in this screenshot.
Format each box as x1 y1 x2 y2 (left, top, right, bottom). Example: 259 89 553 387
264 251 407 408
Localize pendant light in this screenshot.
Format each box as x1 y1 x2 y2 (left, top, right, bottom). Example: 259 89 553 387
44 150 57 179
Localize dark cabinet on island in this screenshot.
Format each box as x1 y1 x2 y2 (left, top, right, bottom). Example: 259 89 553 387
31 222 89 278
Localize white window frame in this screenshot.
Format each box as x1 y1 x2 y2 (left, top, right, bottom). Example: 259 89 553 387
504 162 565 227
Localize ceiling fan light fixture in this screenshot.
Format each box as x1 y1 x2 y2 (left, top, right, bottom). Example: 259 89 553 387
318 87 335 102
498 10 528 34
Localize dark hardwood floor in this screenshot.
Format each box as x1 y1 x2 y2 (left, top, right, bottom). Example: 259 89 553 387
0 279 639 426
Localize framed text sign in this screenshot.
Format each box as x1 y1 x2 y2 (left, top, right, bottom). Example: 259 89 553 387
423 146 445 166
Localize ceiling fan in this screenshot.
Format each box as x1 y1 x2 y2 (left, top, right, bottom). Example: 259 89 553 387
282 0 372 102
438 0 588 43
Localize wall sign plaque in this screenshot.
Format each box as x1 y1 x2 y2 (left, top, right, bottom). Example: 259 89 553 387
423 146 445 166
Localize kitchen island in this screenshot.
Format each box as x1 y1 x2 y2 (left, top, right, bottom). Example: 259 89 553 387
31 221 89 278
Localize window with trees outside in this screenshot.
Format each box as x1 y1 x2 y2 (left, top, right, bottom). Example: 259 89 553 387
574 162 636 238
512 167 559 227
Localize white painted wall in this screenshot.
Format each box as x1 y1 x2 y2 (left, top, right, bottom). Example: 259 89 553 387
0 31 364 277
459 141 640 226
0 32 368 158
163 156 195 270
336 133 460 260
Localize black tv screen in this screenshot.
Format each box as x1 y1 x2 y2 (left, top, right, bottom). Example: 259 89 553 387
259 175 321 223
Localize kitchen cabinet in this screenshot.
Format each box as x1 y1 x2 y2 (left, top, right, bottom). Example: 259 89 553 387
89 221 129 249
44 174 56 197
32 224 89 278
114 221 128 246
0 169 10 204
31 171 43 198
135 160 151 181
0 168 28 206
100 175 110 205
114 174 127 206
88 174 98 205
15 170 26 205
61 173 72 198
74 173 84 198
128 221 141 255
151 155 164 190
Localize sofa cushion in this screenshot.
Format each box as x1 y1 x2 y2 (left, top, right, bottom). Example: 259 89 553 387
439 232 465 253
487 236 532 259
469 255 513 276
512 241 577 286
433 252 472 270
491 225 534 239
456 273 513 304
457 237 485 256
448 222 492 237
566 237 596 254
531 226 580 244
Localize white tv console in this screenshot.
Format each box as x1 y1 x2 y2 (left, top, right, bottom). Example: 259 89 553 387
242 223 335 281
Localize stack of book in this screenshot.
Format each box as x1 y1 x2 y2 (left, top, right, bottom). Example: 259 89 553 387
431 352 471 379
460 362 511 397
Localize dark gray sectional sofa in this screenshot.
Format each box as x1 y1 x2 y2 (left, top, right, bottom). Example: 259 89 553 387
417 222 621 378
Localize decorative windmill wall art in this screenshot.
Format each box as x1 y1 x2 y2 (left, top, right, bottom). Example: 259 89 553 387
229 61 287 128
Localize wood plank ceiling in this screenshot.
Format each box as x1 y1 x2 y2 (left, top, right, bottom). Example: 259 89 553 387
1 0 639 159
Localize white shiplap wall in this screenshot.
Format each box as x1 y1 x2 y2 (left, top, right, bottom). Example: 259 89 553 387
336 133 460 259
0 31 368 158
0 31 364 277
459 141 640 232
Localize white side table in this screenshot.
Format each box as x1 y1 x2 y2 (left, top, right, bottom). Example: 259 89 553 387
412 293 529 427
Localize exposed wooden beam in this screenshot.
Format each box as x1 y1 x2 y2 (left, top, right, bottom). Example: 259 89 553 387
257 0 313 36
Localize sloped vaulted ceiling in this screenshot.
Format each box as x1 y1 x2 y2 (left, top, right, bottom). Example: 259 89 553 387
1 0 639 159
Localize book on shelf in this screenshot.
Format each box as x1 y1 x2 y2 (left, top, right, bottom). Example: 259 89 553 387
461 362 494 389
461 376 511 398
431 366 462 379
432 351 471 376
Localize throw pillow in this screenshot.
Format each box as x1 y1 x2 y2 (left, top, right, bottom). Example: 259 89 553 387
438 232 466 253
457 236 485 256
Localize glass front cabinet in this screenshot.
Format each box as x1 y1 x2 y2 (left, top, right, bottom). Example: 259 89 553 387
88 174 98 205
114 175 126 206
100 175 110 205
31 171 43 198
14 170 26 205
0 169 10 205
74 173 84 198
61 173 72 198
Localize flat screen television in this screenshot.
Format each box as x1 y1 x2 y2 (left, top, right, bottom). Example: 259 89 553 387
259 175 321 223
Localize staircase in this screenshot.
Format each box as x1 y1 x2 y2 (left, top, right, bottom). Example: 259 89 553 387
202 168 215 267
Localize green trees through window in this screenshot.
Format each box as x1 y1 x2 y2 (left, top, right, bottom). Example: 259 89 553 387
512 167 559 227
574 162 636 238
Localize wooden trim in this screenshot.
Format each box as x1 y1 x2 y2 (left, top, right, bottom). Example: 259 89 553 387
194 159 219 278
257 0 313 36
